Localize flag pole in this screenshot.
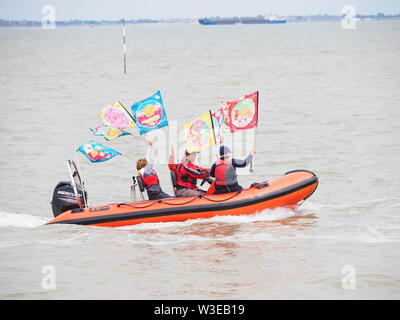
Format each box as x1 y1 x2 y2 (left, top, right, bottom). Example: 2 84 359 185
209 110 218 164
249 91 259 173
209 110 217 146
122 18 127 74
118 100 136 124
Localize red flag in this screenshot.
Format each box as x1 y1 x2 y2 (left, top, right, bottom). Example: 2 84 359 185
227 91 258 133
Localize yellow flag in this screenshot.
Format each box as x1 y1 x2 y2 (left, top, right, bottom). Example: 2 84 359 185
99 101 135 130
183 111 215 153
103 127 127 140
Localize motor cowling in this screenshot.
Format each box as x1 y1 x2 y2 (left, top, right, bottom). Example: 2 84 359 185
51 181 87 217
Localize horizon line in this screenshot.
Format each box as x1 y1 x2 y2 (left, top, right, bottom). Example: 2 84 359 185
1 11 400 23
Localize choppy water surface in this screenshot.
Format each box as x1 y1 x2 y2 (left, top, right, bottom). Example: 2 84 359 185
0 21 399 299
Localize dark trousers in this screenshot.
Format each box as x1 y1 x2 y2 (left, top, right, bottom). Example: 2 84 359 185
213 183 243 194
147 190 171 200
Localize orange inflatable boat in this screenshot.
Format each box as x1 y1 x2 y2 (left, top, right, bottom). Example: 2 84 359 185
47 169 318 228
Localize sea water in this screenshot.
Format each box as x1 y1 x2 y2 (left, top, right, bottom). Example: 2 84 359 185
0 21 399 299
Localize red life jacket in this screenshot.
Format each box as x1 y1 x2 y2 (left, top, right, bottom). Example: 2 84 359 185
176 163 197 189
139 169 160 189
214 158 235 186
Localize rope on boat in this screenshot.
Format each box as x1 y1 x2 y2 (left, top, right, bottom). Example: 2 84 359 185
116 190 242 209
158 196 201 206
200 191 242 202
116 200 160 209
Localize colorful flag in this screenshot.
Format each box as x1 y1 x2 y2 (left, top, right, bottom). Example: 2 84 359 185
211 109 225 145
130 91 169 135
100 101 135 130
211 107 231 145
89 124 131 141
183 111 216 153
76 142 121 163
227 91 259 133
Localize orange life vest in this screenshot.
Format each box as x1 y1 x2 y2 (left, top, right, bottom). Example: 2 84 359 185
214 158 237 186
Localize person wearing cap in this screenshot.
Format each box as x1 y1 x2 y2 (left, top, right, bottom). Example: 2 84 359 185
168 145 210 197
136 140 171 200
210 145 256 194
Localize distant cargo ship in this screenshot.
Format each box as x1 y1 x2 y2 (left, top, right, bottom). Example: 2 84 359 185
198 16 287 25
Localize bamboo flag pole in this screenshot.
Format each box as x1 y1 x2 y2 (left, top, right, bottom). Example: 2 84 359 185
122 18 127 74
118 100 136 124
249 91 259 173
209 110 217 146
249 127 257 173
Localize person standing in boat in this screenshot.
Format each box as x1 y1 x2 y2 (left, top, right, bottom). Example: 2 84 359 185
168 145 210 197
137 140 171 200
210 146 255 194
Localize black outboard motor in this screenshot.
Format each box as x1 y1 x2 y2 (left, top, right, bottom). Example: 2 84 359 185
51 181 87 217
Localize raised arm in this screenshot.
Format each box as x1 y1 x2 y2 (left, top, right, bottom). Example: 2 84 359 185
168 144 177 171
232 152 254 168
144 142 157 175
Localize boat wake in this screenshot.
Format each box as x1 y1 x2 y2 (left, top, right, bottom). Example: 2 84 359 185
0 203 316 230
119 206 304 231
113 206 319 246
0 210 48 228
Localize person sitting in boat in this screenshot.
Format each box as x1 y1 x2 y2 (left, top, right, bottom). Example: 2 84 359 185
137 141 171 200
210 146 255 194
168 145 210 197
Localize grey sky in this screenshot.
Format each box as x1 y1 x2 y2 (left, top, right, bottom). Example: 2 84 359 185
0 0 399 20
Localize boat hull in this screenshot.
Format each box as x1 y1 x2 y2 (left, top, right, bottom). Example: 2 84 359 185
241 20 286 24
198 19 237 25
46 170 318 228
